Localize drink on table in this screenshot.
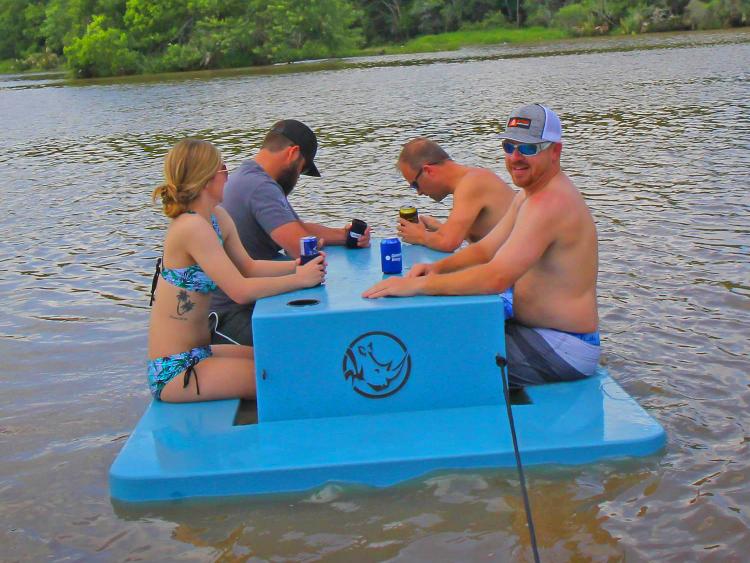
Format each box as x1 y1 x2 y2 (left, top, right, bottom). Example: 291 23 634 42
380 238 403 274
399 207 419 224
299 236 320 265
346 219 367 249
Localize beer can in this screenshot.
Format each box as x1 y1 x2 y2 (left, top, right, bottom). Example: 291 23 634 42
346 219 367 249
399 206 419 224
299 236 320 265
380 237 403 274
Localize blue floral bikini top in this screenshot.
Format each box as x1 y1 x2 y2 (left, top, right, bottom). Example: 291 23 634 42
149 213 224 305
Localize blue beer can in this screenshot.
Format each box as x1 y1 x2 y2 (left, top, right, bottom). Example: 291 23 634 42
299 236 320 265
380 238 402 274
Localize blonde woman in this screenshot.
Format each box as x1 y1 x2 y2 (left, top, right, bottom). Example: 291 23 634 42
148 138 325 402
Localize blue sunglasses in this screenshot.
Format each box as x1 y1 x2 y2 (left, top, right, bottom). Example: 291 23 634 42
502 140 552 157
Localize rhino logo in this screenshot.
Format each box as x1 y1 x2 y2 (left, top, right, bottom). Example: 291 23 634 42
343 331 411 398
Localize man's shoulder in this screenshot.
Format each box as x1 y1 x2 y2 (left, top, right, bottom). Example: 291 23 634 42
521 178 574 218
225 162 284 203
456 167 511 198
229 161 277 189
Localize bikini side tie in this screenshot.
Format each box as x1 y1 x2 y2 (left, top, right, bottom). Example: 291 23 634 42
149 258 162 306
183 355 201 395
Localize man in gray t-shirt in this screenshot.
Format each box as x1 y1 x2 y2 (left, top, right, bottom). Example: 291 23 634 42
210 119 371 346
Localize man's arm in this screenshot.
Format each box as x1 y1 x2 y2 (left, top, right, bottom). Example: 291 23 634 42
410 191 525 277
365 194 555 298
421 215 442 231
399 184 483 251
424 197 556 294
272 221 372 257
270 221 315 258
301 222 347 245
250 180 310 258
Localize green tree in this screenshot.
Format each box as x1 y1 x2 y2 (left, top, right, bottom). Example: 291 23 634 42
64 14 139 76
42 0 94 53
554 2 592 33
358 0 409 43
409 0 445 35
252 0 362 62
21 1 48 55
0 0 29 58
124 0 192 52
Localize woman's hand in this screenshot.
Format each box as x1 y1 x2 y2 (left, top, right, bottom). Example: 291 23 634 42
295 253 326 287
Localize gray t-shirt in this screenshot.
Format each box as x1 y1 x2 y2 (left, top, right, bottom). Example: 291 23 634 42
210 160 299 311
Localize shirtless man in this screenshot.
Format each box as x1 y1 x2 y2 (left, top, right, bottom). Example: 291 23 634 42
396 138 514 251
364 104 600 387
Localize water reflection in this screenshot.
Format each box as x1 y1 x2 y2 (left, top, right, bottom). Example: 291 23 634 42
111 464 659 561
1 28 750 562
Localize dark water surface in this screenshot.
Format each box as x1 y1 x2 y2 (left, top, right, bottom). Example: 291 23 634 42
1 29 749 561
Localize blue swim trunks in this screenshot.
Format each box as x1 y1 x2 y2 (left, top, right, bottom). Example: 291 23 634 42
500 288 601 387
147 346 212 400
501 287 600 345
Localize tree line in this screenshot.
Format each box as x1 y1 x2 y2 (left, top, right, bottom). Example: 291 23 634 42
1 0 748 77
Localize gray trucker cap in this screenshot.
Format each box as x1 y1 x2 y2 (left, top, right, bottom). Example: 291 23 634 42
500 104 562 144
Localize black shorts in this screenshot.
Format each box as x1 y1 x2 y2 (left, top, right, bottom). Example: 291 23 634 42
209 303 255 346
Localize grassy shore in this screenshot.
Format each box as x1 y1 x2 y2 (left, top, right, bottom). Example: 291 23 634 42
365 26 570 55
2 26 571 76
0 59 16 72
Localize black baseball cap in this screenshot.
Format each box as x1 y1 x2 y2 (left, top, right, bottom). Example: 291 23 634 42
269 119 321 177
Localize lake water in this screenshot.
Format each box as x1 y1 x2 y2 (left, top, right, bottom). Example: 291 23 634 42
1 28 749 561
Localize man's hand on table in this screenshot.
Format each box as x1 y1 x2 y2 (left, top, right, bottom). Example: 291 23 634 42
362 275 426 299
406 262 435 278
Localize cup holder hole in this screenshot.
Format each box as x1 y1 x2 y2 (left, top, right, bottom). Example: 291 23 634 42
287 299 320 307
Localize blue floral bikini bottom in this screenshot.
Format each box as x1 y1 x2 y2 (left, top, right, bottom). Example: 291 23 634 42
147 346 212 400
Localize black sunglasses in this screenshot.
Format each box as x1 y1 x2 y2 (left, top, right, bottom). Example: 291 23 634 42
409 166 426 191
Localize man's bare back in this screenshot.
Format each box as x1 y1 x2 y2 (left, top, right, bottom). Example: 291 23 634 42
455 167 515 243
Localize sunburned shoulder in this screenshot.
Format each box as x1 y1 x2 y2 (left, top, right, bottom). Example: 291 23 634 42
521 182 578 219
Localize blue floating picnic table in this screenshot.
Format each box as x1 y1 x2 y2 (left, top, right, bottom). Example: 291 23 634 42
110 242 665 503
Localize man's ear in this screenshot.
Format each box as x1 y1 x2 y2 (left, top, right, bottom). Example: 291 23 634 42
284 144 301 164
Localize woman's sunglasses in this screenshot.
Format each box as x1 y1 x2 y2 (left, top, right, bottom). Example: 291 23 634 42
501 140 552 157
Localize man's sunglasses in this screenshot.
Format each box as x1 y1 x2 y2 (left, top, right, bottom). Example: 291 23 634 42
409 166 426 191
409 161 445 190
502 140 552 157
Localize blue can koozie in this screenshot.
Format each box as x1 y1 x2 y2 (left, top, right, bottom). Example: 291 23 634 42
380 238 402 274
299 236 320 265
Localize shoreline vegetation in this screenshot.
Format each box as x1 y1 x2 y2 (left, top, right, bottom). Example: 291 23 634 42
1 0 748 79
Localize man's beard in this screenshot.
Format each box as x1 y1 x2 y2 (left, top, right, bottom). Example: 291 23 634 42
277 162 301 195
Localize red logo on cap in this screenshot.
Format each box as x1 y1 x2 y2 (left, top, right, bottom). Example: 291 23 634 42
508 117 531 129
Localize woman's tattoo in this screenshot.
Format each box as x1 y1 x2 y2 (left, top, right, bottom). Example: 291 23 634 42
176 289 195 316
